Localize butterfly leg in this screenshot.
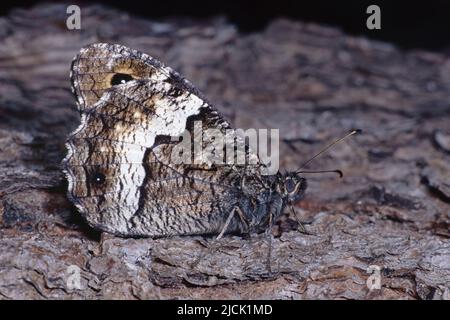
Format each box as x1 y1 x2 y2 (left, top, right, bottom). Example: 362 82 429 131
264 211 274 274
216 206 237 240
191 206 249 269
217 206 248 239
190 206 241 269
264 204 283 276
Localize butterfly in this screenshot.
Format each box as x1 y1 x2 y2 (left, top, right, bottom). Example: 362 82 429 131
63 43 309 238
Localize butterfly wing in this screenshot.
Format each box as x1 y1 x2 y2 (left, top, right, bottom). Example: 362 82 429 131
64 44 266 237
70 43 206 112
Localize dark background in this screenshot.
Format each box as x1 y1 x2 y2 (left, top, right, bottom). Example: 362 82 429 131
1 0 449 52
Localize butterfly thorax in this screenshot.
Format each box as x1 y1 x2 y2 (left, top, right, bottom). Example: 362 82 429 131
234 171 307 234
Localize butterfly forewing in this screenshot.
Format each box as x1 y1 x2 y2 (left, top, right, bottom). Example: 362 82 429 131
70 43 206 112
64 43 270 237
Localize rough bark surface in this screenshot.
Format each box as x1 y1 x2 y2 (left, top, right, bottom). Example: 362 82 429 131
0 4 449 299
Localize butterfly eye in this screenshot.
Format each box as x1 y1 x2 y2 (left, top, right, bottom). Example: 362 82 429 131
285 178 297 194
110 73 134 85
92 172 106 185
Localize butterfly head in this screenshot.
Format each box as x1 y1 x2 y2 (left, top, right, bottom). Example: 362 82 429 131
280 172 307 203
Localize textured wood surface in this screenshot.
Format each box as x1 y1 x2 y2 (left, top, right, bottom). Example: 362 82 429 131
0 4 449 299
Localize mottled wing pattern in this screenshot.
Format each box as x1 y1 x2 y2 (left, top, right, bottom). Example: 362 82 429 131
70 43 205 112
64 43 264 237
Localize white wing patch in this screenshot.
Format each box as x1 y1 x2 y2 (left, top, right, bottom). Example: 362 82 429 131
64 75 206 234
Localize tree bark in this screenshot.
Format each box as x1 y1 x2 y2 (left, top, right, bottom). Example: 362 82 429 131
0 4 449 299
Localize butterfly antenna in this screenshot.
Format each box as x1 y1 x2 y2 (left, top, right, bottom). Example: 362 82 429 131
288 204 307 234
297 169 343 178
296 129 361 174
